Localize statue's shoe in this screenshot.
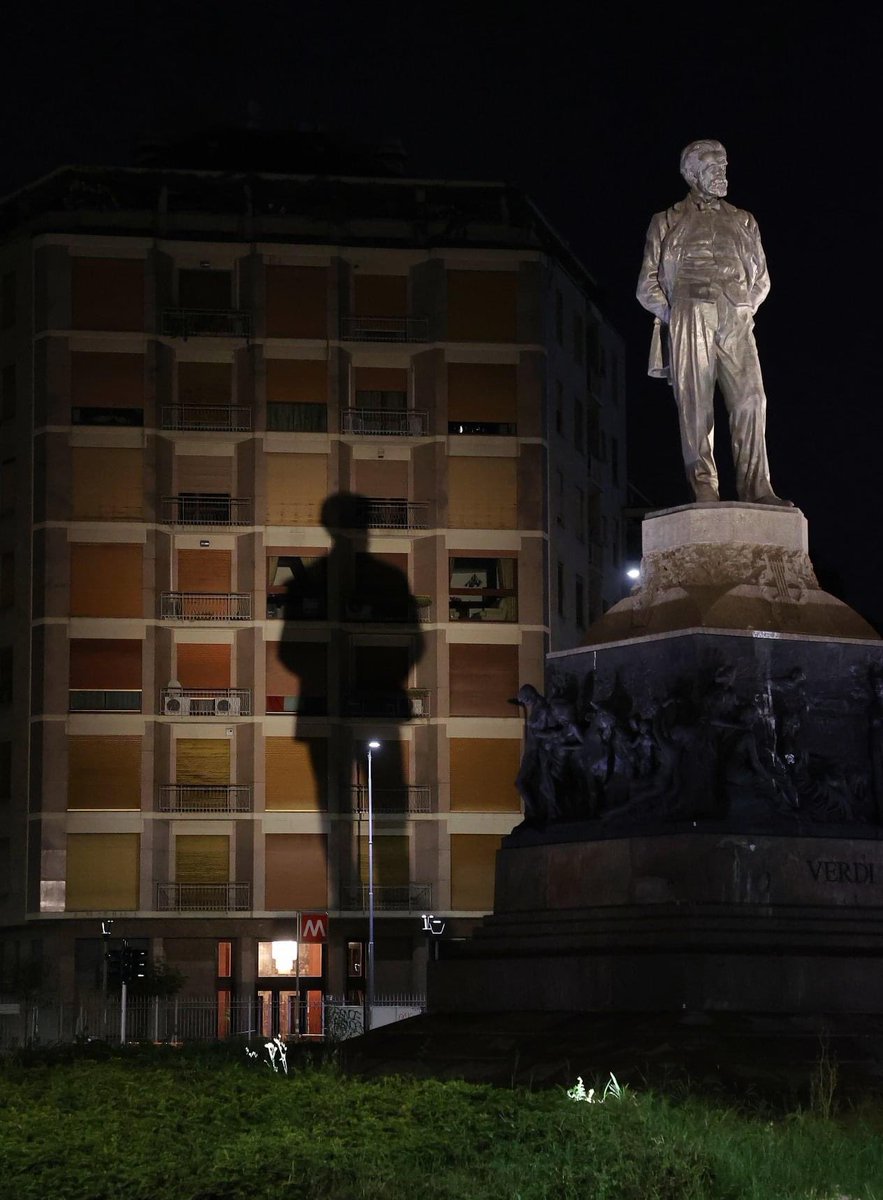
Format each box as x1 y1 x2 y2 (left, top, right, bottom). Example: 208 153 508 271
749 493 795 507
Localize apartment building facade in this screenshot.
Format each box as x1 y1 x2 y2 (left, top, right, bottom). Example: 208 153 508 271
0 162 626 1032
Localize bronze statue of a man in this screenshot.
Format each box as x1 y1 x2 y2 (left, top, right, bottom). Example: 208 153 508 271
637 139 791 506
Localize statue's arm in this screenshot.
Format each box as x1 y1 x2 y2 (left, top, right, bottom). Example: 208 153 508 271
636 213 671 322
747 215 771 311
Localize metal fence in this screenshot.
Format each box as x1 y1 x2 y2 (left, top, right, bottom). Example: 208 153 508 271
162 405 252 431
160 592 252 620
0 994 425 1049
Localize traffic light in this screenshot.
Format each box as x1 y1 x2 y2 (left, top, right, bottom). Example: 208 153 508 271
121 945 148 984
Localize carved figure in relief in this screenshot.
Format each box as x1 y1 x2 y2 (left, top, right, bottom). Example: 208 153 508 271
637 140 791 506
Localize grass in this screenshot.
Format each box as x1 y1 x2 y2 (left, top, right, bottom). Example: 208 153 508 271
0 1044 881 1199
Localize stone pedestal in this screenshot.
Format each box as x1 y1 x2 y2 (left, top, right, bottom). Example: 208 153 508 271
428 504 883 1018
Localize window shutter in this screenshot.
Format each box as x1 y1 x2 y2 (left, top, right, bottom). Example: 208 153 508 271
176 455 233 494
446 271 517 342
265 834 328 908
66 833 140 909
265 737 327 810
358 835 409 886
448 457 516 528
175 835 229 883
70 544 142 617
450 834 502 909
176 644 231 689
449 739 520 811
265 453 327 524
265 266 328 338
71 448 144 520
449 644 519 717
71 258 145 332
68 736 142 810
178 362 232 407
177 549 232 593
447 364 517 423
352 275 407 317
71 352 145 409
175 739 231 784
266 359 327 402
69 639 142 688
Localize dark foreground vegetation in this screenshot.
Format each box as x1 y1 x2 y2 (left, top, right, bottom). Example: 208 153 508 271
1 1043 881 1199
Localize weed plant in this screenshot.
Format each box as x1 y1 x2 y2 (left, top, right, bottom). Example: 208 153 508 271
0 1049 881 1199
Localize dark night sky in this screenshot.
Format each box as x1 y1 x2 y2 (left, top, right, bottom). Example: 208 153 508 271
3 3 881 625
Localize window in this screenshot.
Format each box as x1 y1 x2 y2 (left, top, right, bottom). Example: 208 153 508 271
554 469 564 527
574 398 584 451
448 457 517 529
265 453 328 525
612 519 621 567
217 941 233 978
611 436 620 485
68 736 142 810
447 364 517 435
70 544 142 618
71 258 144 332
587 401 601 459
0 741 11 798
71 352 144 426
267 359 328 432
557 561 565 618
0 646 12 704
0 552 13 609
575 575 585 628
449 644 519 717
446 271 517 343
555 289 564 345
265 266 328 338
257 940 322 977
0 459 15 515
265 641 327 714
450 740 520 811
68 639 141 711
555 380 563 435
448 556 517 622
575 489 585 543
573 312 584 366
1 272 16 329
265 834 328 909
265 737 327 810
66 833 140 911
1 365 15 421
178 269 232 310
266 553 326 619
450 835 502 910
71 448 143 520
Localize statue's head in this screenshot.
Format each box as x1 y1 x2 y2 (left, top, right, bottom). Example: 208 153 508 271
680 139 728 198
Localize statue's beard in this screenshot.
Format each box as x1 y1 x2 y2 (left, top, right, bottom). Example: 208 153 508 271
706 177 728 196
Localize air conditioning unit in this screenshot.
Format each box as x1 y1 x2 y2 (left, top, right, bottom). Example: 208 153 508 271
409 692 426 717
163 695 191 716
215 696 241 716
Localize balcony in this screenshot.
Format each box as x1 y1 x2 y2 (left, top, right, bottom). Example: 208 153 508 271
341 408 427 437
448 421 516 437
162 405 252 432
161 308 251 339
339 883 432 911
155 882 251 911
161 687 252 717
161 592 252 621
157 785 252 813
69 689 141 713
366 500 430 530
351 785 432 814
161 496 252 526
340 315 429 343
343 688 430 719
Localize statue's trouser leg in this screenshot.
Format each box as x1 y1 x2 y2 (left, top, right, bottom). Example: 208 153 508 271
714 306 774 502
668 302 719 498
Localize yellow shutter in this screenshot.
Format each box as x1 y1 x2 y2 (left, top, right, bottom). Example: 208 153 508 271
358 834 409 886
448 457 517 528
265 453 328 524
265 738 326 810
449 739 521 811
447 364 517 423
66 833 140 910
175 739 231 785
70 544 142 617
71 448 144 520
265 833 328 908
68 736 142 810
175 835 229 884
450 834 502 910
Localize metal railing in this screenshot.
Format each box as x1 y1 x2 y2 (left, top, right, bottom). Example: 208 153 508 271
161 688 252 717
161 592 252 621
267 402 328 433
351 785 432 814
338 883 431 911
366 499 430 529
162 308 252 338
155 883 251 911
157 785 252 813
162 405 252 432
343 598 432 623
340 315 429 343
341 408 427 436
161 496 252 525
343 688 430 719
69 689 141 712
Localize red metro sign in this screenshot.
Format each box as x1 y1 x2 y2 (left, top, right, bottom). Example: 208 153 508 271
300 912 329 943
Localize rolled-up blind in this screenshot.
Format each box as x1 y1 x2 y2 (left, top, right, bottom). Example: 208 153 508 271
265 833 328 908
176 455 233 494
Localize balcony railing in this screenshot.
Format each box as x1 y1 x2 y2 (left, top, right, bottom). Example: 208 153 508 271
340 315 429 343
69 690 141 713
155 883 251 911
366 500 430 529
341 409 427 437
343 688 430 719
161 497 252 526
161 688 252 717
351 785 432 814
161 592 252 621
343 597 432 623
162 405 252 432
339 883 432 911
162 308 252 339
267 402 328 433
158 785 252 813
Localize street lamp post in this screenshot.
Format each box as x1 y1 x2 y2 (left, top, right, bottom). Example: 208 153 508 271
365 740 380 1032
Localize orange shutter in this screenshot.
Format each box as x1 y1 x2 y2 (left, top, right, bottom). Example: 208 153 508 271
177 549 232 593
71 258 145 332
446 271 518 342
265 834 328 908
353 459 408 499
267 642 327 708
450 834 502 910
449 644 519 717
176 644 231 688
68 736 142 810
266 359 328 402
71 352 145 409
449 739 521 811
70 544 142 617
448 457 516 528
265 737 327 810
71 448 144 520
176 455 233 493
265 266 328 338
447 364 517 423
69 640 142 688
352 275 407 317
353 367 408 393
66 833 140 910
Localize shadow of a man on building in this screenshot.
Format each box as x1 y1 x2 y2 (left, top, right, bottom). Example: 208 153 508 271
277 491 425 815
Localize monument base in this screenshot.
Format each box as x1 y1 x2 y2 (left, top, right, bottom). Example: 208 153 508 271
429 831 883 1015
